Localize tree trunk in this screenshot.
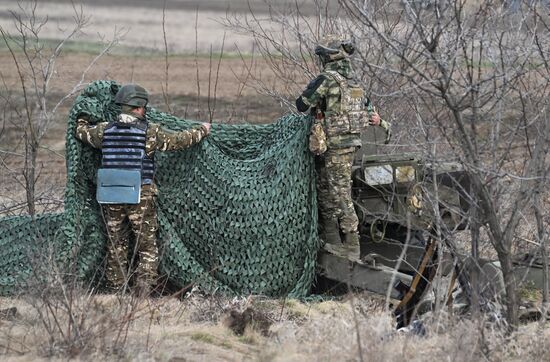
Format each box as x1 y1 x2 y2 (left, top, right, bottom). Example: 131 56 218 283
542 236 549 311
536 203 549 311
470 205 481 317
497 250 518 329
24 139 37 216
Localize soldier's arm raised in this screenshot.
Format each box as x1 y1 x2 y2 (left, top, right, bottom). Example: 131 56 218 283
365 98 391 144
296 75 327 112
151 123 210 152
75 116 107 148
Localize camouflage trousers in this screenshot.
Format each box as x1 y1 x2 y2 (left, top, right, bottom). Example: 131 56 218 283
316 147 359 234
102 185 159 289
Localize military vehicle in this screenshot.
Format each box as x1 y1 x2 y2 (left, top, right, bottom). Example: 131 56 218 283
316 126 548 327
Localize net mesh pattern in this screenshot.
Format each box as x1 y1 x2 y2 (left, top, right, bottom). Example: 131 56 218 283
0 80 319 297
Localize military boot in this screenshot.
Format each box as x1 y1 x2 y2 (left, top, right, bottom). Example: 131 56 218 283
343 232 361 261
320 217 341 245
321 218 353 258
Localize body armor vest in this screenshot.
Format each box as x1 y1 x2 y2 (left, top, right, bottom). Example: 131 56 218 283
322 70 369 138
101 120 155 184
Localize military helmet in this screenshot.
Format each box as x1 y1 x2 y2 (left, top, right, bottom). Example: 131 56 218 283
114 84 149 107
314 35 355 64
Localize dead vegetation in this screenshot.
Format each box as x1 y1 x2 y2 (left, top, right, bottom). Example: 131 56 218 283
1 292 549 361
222 0 550 329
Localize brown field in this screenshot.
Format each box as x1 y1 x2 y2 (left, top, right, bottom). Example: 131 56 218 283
0 0 325 53
0 1 313 214
0 50 294 215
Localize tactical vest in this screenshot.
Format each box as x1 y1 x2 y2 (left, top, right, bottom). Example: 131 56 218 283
322 70 369 139
101 121 155 184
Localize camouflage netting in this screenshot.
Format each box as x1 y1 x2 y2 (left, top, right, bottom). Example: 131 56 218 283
0 80 319 297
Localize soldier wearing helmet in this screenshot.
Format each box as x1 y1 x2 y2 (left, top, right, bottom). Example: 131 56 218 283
296 35 387 260
76 83 211 294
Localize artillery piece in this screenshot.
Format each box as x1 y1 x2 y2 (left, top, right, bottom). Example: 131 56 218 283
315 126 547 326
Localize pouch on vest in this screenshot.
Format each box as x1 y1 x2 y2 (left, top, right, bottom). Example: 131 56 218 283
323 70 369 134
96 169 141 204
309 118 328 155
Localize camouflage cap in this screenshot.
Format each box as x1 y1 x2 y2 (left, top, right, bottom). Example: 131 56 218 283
315 35 355 64
114 84 149 107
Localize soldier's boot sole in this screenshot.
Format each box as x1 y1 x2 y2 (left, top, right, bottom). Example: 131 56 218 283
319 217 341 243
322 230 348 257
320 217 354 258
324 242 353 258
343 232 361 261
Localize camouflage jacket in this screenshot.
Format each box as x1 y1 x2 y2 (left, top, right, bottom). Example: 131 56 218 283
297 59 355 114
296 59 363 149
75 113 208 159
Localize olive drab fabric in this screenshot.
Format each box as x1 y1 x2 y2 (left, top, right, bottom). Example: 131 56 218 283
314 34 355 65
103 185 159 287
296 41 373 249
76 106 209 289
322 70 369 140
0 80 318 297
297 59 363 149
114 84 149 107
308 117 328 155
315 147 359 234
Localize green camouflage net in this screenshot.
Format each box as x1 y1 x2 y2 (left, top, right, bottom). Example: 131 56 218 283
0 80 319 297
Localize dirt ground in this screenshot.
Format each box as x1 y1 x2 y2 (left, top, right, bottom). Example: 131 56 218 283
0 292 548 361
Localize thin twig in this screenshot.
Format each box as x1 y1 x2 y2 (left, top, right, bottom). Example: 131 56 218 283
161 0 172 113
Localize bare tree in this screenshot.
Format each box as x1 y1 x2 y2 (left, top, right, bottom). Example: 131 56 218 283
224 0 550 329
341 0 550 328
0 0 121 216
161 0 172 113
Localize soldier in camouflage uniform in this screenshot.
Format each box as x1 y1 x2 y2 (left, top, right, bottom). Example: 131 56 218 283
296 36 384 259
76 84 211 293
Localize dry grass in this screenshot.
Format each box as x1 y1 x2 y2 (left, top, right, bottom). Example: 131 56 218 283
1 292 548 361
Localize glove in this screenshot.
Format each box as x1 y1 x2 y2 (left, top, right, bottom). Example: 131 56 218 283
384 127 392 144
201 122 212 135
379 119 392 144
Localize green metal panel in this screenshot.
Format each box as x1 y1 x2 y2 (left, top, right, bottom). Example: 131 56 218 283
317 250 413 300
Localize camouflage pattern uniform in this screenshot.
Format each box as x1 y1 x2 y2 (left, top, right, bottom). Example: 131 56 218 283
296 37 375 258
76 113 208 289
